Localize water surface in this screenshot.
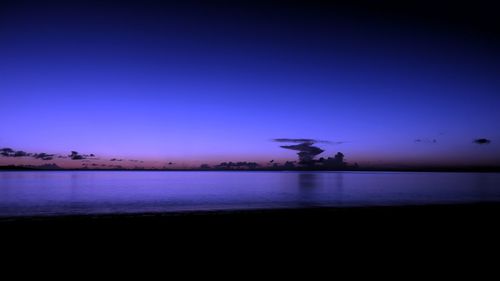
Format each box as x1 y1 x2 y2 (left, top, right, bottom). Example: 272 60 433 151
1 171 499 217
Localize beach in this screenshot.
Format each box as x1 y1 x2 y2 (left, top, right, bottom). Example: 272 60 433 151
3 203 499 231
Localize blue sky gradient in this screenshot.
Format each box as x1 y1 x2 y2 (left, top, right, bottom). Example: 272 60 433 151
1 1 499 168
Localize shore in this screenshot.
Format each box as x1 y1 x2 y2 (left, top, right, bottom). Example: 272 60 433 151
3 203 500 254
3 203 499 230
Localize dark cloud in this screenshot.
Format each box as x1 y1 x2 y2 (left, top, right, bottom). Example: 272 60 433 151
275 138 326 163
1 147 56 160
13 151 30 157
273 138 345 146
1 148 32 157
474 138 491 145
281 143 324 163
414 138 437 144
273 138 331 144
69 151 96 160
0 148 14 156
1 147 99 162
33 153 54 160
70 153 84 160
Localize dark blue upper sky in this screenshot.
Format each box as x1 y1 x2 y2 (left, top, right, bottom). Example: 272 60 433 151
1 0 499 168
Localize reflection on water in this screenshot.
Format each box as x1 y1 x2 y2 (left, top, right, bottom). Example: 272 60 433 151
0 171 499 217
335 172 344 205
297 173 318 207
298 173 319 189
297 172 345 207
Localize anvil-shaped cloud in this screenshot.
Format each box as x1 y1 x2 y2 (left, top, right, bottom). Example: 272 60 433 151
273 138 326 163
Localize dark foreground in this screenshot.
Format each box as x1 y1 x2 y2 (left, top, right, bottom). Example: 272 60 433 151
3 204 500 261
3 203 500 234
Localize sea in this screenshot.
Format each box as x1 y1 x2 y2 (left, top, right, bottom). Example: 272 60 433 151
1 171 499 217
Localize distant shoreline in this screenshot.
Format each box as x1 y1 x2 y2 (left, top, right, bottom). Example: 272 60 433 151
1 165 499 173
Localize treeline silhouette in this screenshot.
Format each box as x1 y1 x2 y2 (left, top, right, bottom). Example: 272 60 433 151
198 152 356 171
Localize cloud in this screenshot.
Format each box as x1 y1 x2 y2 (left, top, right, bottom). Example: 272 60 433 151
1 148 55 160
273 138 346 145
1 147 101 162
414 138 437 144
0 148 14 156
70 151 85 160
273 138 331 144
1 148 30 157
13 150 30 157
474 138 491 145
33 153 55 160
274 138 325 163
69 151 96 160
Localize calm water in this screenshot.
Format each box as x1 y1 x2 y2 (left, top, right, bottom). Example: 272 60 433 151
0 171 499 217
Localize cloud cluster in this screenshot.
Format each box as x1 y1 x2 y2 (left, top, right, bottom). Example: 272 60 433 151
33 153 55 160
1 148 100 161
274 139 325 163
1 148 54 160
69 151 96 160
1 148 25 157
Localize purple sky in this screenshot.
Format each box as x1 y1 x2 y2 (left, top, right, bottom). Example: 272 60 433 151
1 1 499 168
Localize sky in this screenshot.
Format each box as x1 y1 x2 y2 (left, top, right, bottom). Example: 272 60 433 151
1 0 500 168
